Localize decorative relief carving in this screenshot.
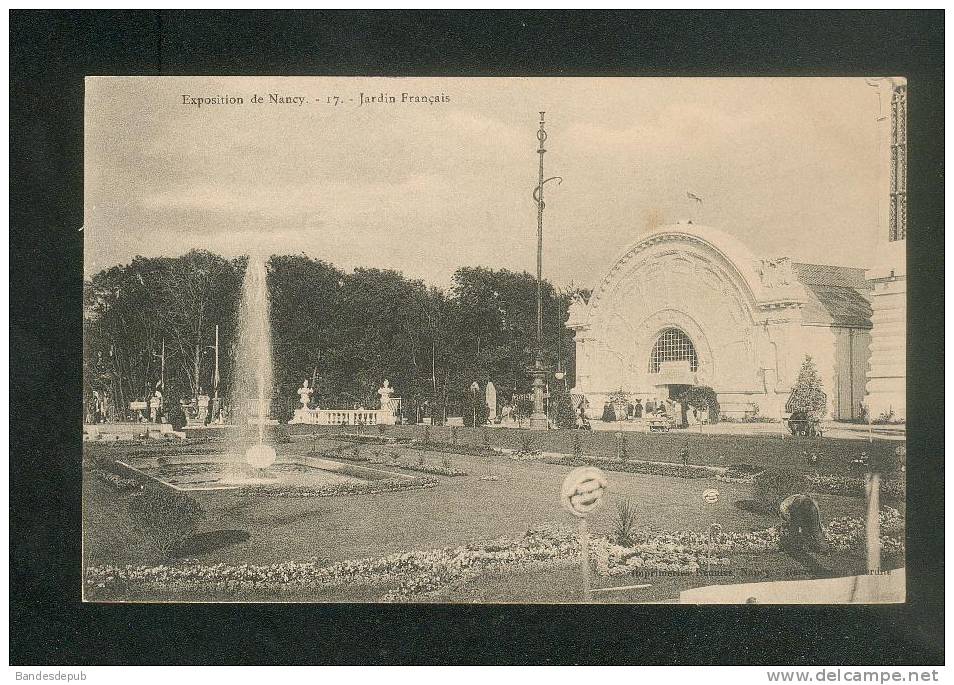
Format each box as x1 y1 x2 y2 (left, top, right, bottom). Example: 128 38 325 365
755 257 795 289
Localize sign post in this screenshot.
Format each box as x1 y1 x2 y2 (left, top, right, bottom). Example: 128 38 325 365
561 466 607 602
702 489 721 574
866 469 881 574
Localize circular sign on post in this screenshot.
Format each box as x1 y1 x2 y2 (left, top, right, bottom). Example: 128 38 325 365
702 488 720 504
561 466 608 517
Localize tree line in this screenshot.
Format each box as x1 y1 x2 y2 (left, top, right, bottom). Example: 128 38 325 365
84 249 587 423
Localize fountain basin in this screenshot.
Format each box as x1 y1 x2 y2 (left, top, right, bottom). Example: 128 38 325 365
119 454 415 492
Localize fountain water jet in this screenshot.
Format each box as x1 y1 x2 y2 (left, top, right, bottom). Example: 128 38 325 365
231 253 276 469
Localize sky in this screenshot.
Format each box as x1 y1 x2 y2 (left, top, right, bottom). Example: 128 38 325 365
85 76 885 287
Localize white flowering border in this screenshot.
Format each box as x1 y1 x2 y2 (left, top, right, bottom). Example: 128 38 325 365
85 509 904 601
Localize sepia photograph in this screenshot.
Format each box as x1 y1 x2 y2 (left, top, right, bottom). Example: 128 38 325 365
80 75 909 605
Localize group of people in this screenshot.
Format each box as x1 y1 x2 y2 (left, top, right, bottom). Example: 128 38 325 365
601 397 710 427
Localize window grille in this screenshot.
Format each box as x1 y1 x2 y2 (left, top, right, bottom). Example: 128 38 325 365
649 328 698 373
889 85 907 242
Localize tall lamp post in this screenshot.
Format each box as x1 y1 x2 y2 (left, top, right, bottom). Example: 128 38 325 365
529 112 562 430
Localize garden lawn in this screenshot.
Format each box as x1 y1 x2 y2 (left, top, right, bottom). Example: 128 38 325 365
285 424 898 475
83 439 868 573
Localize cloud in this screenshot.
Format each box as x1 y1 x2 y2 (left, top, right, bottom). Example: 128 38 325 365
85 77 884 283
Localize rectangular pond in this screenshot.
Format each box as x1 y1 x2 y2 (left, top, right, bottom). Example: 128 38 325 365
120 454 412 492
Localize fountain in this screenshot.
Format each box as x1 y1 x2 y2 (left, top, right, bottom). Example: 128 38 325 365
231 253 277 469
115 253 417 493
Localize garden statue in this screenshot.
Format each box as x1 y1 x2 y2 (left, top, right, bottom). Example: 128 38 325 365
150 387 163 423
377 379 394 409
778 493 826 552
485 381 497 421
196 394 210 425
297 379 313 409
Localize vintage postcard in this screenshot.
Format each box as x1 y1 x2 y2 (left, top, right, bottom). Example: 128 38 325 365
82 76 907 604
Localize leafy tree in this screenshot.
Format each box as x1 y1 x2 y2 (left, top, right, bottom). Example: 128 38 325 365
83 252 242 416
786 356 828 418
678 385 720 424
268 254 345 415
84 251 580 424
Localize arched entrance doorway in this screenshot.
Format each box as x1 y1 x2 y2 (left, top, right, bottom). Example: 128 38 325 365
647 327 700 425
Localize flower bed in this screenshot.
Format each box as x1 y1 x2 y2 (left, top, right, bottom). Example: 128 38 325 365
335 433 401 445
807 474 905 503
545 453 719 479
399 462 468 477
333 447 468 477
509 450 542 462
406 440 496 458
86 506 905 601
229 476 438 498
86 526 582 601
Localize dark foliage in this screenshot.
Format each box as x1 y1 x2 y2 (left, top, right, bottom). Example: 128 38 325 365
753 466 810 513
127 486 207 557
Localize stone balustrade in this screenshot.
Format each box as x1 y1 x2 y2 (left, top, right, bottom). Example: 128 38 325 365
288 407 396 426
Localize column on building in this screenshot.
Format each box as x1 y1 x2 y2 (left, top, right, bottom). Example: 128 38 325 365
865 77 906 422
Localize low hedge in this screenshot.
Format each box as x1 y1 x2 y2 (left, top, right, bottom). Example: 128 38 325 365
753 467 810 512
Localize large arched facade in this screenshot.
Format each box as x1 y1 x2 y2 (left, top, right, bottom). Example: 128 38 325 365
567 223 872 420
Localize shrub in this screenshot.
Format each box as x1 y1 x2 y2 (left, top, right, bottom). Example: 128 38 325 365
615 432 628 461
600 404 616 422
422 425 431 447
549 389 578 429
785 356 827 418
678 386 720 424
518 432 536 454
450 426 459 446
127 486 206 557
571 433 583 460
513 396 534 425
613 498 639 547
417 453 425 468
463 398 489 427
481 429 492 451
753 467 810 513
274 426 292 444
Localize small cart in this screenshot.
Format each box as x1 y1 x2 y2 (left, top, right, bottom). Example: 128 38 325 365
647 416 672 433
787 411 824 437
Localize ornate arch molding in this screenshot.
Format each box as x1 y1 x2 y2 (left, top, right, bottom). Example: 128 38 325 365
588 225 766 318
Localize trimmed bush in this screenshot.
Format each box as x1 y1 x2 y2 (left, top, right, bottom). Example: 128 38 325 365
678 386 720 424
753 467 810 513
127 487 206 557
601 404 616 422
517 432 536 454
549 389 578 429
